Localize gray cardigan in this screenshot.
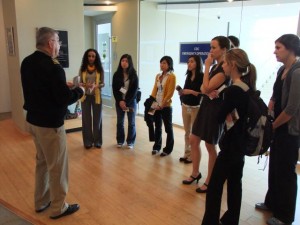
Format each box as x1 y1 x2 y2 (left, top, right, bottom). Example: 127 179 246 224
276 60 300 136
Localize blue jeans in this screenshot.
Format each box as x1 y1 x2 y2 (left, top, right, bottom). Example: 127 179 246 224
153 107 174 154
115 100 137 145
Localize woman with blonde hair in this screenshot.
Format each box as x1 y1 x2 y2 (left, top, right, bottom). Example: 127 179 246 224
202 48 257 225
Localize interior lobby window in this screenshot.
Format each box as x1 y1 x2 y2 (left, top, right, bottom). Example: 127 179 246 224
139 0 300 126
97 23 112 97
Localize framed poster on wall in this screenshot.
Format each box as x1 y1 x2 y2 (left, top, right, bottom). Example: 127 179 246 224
57 30 69 68
6 26 15 56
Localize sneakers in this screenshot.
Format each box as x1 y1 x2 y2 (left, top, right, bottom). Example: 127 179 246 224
116 143 123 148
117 143 134 149
126 144 134 149
255 202 270 211
267 217 291 225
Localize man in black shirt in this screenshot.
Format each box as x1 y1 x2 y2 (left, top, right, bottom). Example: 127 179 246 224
21 27 84 219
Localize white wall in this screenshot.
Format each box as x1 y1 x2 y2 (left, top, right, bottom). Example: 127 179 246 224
1 0 85 131
0 0 10 113
84 16 95 50
139 1 300 126
139 2 229 125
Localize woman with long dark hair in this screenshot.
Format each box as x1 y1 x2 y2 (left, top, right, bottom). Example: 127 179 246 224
112 54 139 149
177 55 203 164
255 34 300 225
79 49 104 149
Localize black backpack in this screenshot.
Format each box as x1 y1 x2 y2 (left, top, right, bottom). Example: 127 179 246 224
234 82 273 156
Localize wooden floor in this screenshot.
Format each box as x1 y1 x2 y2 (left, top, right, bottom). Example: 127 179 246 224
0 107 299 225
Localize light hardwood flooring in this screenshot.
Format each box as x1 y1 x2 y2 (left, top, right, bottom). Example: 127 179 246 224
0 107 299 225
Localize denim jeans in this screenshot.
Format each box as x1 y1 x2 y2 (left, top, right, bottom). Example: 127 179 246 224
115 100 137 145
153 106 174 154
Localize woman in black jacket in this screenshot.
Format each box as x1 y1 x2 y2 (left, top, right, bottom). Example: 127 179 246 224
201 48 257 225
112 54 139 149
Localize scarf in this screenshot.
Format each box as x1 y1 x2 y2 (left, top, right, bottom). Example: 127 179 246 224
81 70 101 104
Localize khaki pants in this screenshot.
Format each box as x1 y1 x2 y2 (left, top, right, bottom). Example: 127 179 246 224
181 104 199 160
28 123 69 217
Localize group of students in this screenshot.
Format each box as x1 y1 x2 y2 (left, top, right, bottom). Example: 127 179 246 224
79 34 300 225
20 27 299 223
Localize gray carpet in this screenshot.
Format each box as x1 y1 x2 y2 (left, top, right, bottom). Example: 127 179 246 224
0 205 33 225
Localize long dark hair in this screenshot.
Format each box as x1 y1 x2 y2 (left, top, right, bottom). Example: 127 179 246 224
80 49 104 74
225 48 257 91
115 54 137 79
275 34 300 56
185 55 203 79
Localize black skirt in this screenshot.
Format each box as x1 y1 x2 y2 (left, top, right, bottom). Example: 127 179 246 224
192 96 224 145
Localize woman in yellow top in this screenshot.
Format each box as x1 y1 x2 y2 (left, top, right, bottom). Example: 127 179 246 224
150 56 176 157
79 49 104 149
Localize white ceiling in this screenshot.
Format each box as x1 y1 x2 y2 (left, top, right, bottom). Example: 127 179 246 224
84 0 126 4
83 0 300 17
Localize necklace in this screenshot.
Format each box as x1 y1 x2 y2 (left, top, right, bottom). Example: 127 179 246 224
87 65 96 73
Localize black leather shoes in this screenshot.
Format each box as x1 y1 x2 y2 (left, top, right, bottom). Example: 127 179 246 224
160 152 169 157
184 159 192 164
95 144 101 148
50 204 80 220
85 145 92 149
152 150 159 155
179 157 187 162
182 173 202 185
35 201 51 213
196 183 208 193
255 202 270 211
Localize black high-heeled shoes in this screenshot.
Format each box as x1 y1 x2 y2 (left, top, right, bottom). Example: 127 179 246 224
182 173 202 185
196 183 208 193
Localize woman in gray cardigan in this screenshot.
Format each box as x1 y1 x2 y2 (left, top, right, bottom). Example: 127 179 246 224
255 34 300 225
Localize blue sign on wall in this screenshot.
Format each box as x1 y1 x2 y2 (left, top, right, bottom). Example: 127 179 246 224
179 42 211 64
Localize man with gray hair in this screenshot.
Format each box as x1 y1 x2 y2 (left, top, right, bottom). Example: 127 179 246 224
21 27 84 219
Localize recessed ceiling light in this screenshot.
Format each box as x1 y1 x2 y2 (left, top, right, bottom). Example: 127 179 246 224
105 1 111 5
228 0 234 2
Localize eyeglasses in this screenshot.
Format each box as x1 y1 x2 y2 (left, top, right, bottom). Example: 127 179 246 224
51 39 62 46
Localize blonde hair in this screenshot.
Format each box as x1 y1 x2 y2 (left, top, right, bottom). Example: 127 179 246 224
225 48 257 91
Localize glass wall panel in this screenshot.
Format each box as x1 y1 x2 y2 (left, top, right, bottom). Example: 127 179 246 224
139 0 300 126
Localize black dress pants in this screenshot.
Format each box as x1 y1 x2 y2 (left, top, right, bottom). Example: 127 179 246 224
153 107 174 154
202 151 245 225
264 128 299 224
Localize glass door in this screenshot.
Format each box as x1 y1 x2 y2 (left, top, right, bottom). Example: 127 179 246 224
97 23 112 101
